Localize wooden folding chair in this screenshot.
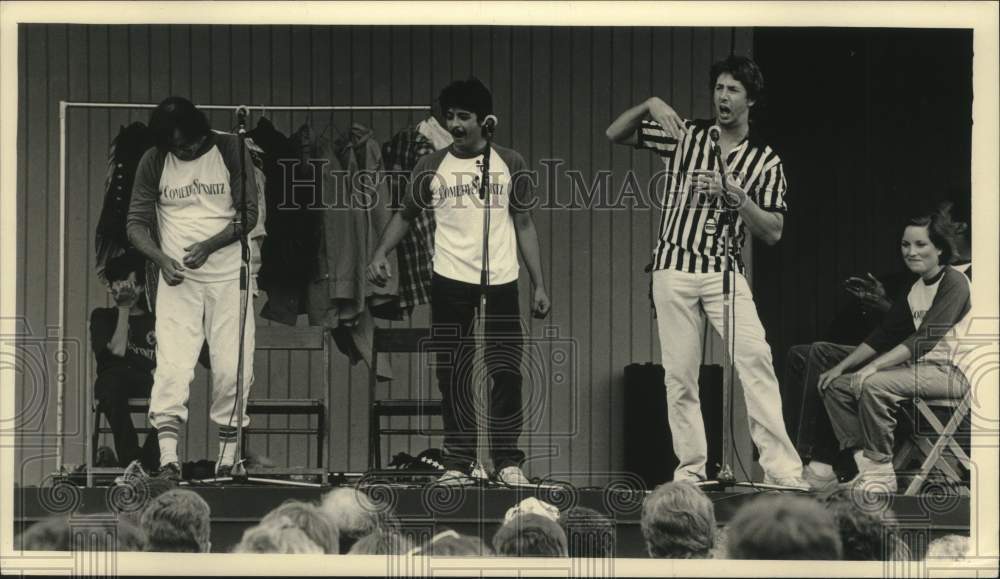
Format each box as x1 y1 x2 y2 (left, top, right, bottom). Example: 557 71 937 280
894 390 972 496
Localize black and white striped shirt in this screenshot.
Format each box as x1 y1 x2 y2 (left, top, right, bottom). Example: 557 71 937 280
635 118 788 274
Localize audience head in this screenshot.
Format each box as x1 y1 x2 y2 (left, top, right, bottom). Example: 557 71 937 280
725 495 842 560
492 513 568 558
320 487 392 553
140 489 212 553
640 481 716 559
926 534 970 561
818 488 902 561
261 500 339 554
234 516 323 554
558 506 616 558
409 529 494 557
16 514 145 552
346 527 414 555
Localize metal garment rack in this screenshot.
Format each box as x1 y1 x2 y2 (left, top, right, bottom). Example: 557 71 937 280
57 101 431 486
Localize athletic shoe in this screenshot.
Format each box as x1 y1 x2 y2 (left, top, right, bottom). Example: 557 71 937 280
470 461 490 481
436 470 477 486
762 473 812 491
497 466 532 486
155 462 182 483
113 459 149 486
839 457 897 493
802 465 839 493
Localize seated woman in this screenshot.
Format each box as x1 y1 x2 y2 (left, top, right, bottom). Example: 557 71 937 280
816 210 971 493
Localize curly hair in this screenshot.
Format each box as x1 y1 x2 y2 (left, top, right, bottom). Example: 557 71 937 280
140 489 211 553
640 482 716 559
818 488 901 561
492 513 568 557
438 77 493 121
261 500 340 554
709 55 765 103
725 495 842 560
234 516 323 554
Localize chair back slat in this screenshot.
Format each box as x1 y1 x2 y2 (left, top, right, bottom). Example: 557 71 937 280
255 326 325 350
373 327 434 353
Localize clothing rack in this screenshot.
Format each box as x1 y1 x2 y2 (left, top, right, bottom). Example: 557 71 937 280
57 101 432 484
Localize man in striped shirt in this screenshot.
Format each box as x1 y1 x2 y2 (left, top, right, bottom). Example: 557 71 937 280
607 55 807 488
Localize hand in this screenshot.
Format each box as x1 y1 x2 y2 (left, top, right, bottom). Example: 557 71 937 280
532 286 551 319
844 273 890 313
646 97 688 140
817 365 845 393
694 172 746 209
849 365 878 400
182 240 216 269
158 256 186 286
366 253 392 287
110 280 139 308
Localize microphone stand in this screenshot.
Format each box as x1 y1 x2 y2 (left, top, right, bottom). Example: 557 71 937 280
199 106 321 488
696 130 805 494
473 123 494 483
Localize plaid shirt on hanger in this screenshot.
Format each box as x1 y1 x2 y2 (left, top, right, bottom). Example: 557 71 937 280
382 128 436 312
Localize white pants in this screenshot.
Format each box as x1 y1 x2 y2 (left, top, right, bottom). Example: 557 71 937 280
148 276 255 429
652 269 801 480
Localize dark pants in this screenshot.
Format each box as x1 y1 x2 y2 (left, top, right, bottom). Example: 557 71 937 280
95 366 160 470
431 273 526 472
783 342 853 465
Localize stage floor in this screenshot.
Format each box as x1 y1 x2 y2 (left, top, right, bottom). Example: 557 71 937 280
14 483 970 558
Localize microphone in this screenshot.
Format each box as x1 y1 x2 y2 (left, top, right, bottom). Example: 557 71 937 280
709 125 721 143
482 115 499 136
707 125 735 206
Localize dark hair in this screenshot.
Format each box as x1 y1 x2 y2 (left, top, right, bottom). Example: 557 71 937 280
559 506 616 558
818 488 901 561
149 96 211 150
725 495 842 560
710 55 765 103
438 77 493 121
492 513 568 558
640 482 716 559
104 250 146 284
905 209 961 266
16 514 146 552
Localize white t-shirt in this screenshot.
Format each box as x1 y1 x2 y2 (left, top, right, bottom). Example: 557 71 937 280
402 144 535 285
157 145 240 282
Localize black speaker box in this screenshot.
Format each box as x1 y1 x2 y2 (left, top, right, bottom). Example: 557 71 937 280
623 363 723 489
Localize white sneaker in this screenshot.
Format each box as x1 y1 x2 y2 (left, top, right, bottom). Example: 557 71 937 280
497 465 532 486
762 473 812 491
841 456 897 493
803 464 839 493
470 461 490 481
113 459 149 486
436 470 476 486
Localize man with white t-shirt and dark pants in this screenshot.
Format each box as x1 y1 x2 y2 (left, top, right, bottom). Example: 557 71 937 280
368 78 550 486
606 56 808 488
127 96 258 482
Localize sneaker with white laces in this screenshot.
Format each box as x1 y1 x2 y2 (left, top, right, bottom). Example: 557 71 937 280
802 464 839 493
436 470 476 486
470 461 490 481
840 456 897 493
762 473 812 491
113 459 149 486
497 465 532 486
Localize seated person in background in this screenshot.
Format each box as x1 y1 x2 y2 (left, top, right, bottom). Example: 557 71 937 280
640 481 715 559
15 514 146 552
259 500 339 554
140 489 212 552
817 488 909 561
234 517 323 554
90 250 159 471
491 513 568 557
820 210 972 493
558 506 616 558
725 495 843 559
785 199 972 490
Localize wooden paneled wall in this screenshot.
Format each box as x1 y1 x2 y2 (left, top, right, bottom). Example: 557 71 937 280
15 24 755 486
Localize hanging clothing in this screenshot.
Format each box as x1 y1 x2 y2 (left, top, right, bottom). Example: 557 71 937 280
250 118 322 324
96 122 155 281
382 118 453 312
309 123 401 379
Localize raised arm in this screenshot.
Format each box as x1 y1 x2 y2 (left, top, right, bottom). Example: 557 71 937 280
606 97 688 145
